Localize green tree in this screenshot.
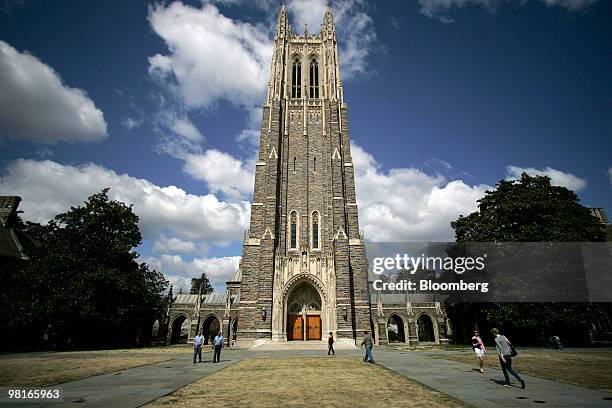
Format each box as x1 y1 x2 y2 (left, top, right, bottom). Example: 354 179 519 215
452 173 605 242
190 273 213 295
2 189 168 349
447 174 608 346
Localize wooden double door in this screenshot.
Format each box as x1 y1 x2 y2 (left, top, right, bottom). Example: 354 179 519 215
287 314 321 340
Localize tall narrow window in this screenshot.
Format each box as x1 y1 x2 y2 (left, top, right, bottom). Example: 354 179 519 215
312 211 319 249
290 211 297 249
309 59 319 98
313 157 316 173
291 59 301 98
293 157 296 173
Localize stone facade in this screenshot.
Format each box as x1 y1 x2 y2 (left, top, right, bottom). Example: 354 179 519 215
234 6 371 347
166 6 448 348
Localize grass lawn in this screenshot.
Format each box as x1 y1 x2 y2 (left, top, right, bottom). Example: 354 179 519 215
433 349 612 391
0 346 202 387
146 357 471 408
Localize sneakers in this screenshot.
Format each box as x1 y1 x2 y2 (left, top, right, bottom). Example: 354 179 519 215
479 368 485 373
521 380 526 389
503 384 511 388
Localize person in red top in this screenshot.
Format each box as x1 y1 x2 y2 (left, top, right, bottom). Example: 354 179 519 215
471 330 486 373
328 332 335 356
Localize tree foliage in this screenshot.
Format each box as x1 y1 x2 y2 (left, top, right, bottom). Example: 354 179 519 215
190 273 213 295
447 174 608 346
452 173 605 242
0 189 168 350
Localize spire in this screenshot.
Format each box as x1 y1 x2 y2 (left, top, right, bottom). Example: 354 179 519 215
275 4 289 39
323 7 335 31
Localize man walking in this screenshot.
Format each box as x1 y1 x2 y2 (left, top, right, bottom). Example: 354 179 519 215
193 332 204 364
213 331 224 363
361 330 374 363
328 332 335 356
492 328 525 389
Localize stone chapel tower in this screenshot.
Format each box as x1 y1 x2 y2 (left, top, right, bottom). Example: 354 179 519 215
236 5 371 346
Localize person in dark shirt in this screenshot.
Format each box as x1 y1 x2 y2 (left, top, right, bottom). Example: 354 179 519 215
328 332 335 356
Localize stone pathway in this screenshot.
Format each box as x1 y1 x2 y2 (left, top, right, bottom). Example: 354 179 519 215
2 350 248 408
374 348 612 408
4 346 612 407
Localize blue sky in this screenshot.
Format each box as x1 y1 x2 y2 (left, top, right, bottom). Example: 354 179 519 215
0 0 610 291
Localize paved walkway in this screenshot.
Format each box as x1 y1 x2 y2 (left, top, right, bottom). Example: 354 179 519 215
375 348 612 408
3 346 611 407
2 350 248 408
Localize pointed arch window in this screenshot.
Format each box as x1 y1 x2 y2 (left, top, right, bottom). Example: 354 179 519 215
290 211 298 249
312 211 320 250
309 59 319 98
291 59 301 98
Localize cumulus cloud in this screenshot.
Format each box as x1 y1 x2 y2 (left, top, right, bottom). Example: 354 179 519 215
608 167 612 187
352 143 490 241
183 149 255 201
0 159 250 243
147 0 376 112
153 236 199 254
147 2 273 110
505 165 587 192
0 40 107 143
419 0 601 22
144 254 241 291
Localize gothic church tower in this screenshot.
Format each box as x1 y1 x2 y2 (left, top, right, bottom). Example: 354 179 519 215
236 5 371 346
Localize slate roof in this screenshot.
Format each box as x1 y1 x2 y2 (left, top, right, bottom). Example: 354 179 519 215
174 292 228 305
227 268 242 283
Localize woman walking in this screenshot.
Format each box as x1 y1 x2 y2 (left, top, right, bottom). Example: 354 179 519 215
471 330 486 373
492 328 525 389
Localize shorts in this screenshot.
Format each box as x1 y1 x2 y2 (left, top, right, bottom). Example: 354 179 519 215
474 348 485 358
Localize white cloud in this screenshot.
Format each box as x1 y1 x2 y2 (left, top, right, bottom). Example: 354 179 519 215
505 165 587 192
183 149 255 201
0 159 250 243
171 117 204 143
607 167 612 187
325 0 377 79
236 128 260 150
0 40 107 143
144 254 241 291
540 0 600 10
147 2 273 111
287 0 328 32
418 0 601 22
153 236 198 254
352 143 490 241
122 117 142 130
147 1 376 112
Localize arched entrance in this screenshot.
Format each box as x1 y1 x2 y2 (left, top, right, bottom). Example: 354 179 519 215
387 314 406 343
170 315 188 344
231 318 238 342
286 282 322 341
418 314 435 342
201 315 220 345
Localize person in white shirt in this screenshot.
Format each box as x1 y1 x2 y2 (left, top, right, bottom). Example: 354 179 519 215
471 330 486 373
193 332 204 364
213 332 224 363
